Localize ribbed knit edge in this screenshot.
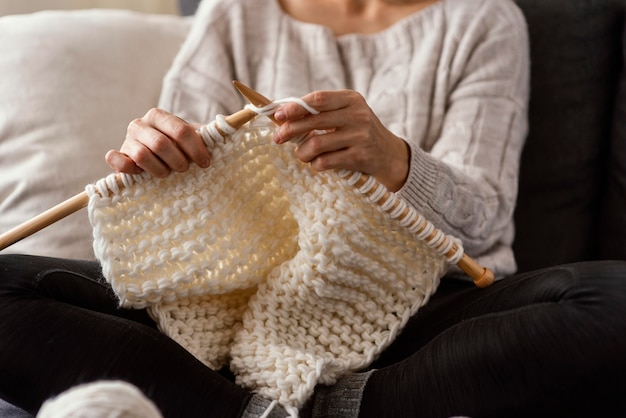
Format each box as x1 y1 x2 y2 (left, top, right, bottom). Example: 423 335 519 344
240 371 374 418
311 370 375 418
241 394 288 418
397 143 440 213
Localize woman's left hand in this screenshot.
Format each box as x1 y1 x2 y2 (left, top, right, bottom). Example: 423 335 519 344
273 90 410 192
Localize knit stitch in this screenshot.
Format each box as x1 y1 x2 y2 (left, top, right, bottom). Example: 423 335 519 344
87 113 449 416
159 0 531 278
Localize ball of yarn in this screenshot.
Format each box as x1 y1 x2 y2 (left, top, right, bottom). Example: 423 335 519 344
37 380 162 418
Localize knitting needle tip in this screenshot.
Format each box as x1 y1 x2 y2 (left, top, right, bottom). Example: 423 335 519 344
232 80 280 125
232 81 270 106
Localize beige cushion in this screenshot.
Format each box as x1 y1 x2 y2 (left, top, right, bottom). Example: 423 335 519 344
0 9 190 259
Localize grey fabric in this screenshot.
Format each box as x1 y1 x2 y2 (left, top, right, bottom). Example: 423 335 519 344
239 371 373 417
240 395 288 418
310 371 373 418
512 0 625 271
0 398 32 418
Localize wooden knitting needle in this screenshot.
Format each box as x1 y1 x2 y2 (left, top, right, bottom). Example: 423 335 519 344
0 106 260 252
233 80 494 288
233 80 277 119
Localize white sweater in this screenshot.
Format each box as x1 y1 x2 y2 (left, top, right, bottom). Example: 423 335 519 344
158 0 530 277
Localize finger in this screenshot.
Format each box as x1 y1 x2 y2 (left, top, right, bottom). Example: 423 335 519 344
159 114 211 169
105 150 144 174
306 147 356 174
274 115 334 145
275 90 354 122
124 120 187 175
142 109 211 169
274 106 354 145
295 130 350 164
120 137 173 178
274 91 365 144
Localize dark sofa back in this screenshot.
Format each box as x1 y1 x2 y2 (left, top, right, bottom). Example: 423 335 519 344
512 0 626 271
179 0 626 272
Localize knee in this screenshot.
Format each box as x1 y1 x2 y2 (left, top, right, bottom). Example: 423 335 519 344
0 254 41 294
517 260 626 304
519 260 626 333
559 260 626 337
564 260 626 302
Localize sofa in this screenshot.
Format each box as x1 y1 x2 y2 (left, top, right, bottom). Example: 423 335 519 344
188 0 626 272
0 0 624 416
511 0 626 272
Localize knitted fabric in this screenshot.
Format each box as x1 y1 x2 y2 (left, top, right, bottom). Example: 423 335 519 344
86 112 452 415
37 381 163 418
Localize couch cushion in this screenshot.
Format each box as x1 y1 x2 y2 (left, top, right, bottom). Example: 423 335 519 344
512 0 625 272
0 10 190 259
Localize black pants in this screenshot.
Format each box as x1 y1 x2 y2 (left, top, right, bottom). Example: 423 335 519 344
1 254 625 418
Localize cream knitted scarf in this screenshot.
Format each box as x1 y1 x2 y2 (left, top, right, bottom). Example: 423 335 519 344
86 104 461 416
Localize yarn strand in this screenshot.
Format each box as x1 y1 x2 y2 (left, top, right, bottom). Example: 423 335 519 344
85 90 493 416
193 98 468 269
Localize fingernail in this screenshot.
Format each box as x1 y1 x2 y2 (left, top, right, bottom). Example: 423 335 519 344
274 109 285 122
273 132 282 144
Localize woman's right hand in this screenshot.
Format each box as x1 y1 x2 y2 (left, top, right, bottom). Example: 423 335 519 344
105 108 211 177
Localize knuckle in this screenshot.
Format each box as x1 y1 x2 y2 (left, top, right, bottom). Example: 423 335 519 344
131 147 153 166
279 123 294 139
354 130 370 145
307 135 323 154
145 107 165 119
350 141 368 160
149 134 170 153
127 118 143 132
309 91 328 108
171 122 193 141
312 157 326 171
312 155 332 172
353 108 370 124
306 112 323 128
348 90 365 103
294 144 306 161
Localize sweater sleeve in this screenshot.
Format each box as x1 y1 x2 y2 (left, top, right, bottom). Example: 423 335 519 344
397 0 529 269
157 0 242 123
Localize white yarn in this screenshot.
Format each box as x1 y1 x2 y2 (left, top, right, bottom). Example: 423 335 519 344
85 100 463 415
259 400 279 418
37 381 162 418
244 97 321 117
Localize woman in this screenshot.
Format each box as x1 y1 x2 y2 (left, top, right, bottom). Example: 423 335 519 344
1 0 625 417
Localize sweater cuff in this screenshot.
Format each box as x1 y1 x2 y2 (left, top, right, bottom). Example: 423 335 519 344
396 141 440 214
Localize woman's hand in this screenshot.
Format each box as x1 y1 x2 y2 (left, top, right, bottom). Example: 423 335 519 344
273 90 410 192
105 108 210 177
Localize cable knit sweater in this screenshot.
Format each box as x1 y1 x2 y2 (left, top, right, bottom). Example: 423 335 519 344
158 0 530 278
